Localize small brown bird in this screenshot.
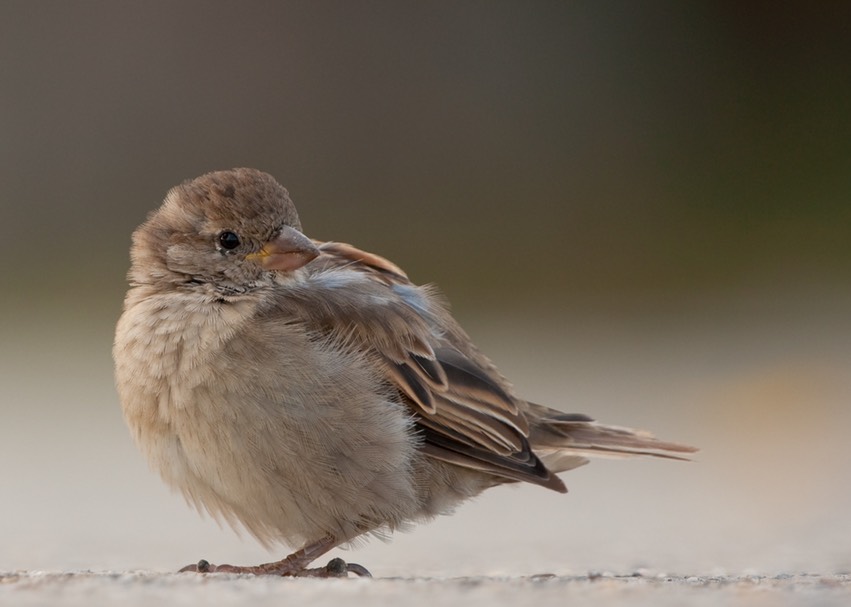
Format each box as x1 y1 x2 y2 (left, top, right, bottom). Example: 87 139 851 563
114 168 696 577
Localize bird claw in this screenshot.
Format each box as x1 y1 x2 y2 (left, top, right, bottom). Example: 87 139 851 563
342 561 372 577
178 559 212 573
178 557 372 578
300 557 372 578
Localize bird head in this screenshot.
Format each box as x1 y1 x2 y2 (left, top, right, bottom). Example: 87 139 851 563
129 168 319 295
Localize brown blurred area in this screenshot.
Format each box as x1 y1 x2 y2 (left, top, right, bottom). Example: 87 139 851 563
2 1 849 304
1 2 849 574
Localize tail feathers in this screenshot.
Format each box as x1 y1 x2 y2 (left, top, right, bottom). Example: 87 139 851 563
536 452 590 473
528 404 698 473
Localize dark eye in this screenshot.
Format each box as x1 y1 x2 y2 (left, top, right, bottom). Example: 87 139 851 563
218 231 241 250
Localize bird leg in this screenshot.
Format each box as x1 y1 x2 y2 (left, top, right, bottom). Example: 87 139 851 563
178 535 372 577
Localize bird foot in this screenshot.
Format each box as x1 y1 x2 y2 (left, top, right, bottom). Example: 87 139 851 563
179 557 372 578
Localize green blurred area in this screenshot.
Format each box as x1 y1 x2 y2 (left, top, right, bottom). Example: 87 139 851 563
1 2 849 310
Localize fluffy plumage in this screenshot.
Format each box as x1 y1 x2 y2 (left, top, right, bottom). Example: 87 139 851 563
113 168 696 576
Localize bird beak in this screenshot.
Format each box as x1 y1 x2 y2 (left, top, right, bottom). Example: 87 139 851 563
246 226 320 272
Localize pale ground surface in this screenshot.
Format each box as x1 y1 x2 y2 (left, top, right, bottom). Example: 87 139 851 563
2 572 850 607
2 286 850 605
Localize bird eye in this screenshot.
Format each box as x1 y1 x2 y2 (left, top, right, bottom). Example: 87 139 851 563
218 231 241 250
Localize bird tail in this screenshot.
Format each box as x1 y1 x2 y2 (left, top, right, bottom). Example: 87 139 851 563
526 403 698 474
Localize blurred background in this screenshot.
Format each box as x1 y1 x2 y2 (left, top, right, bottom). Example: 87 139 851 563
1 2 849 576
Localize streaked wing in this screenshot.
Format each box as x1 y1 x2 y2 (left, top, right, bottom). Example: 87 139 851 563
312 241 566 492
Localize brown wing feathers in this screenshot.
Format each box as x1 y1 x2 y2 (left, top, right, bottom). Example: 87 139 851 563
314 241 562 490
310 241 694 495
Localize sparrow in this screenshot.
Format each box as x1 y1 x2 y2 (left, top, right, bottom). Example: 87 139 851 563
113 168 696 577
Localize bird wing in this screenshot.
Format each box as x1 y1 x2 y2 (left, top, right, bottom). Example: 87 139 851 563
303 241 566 492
